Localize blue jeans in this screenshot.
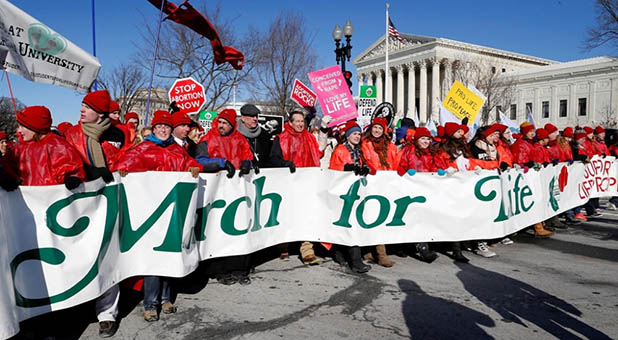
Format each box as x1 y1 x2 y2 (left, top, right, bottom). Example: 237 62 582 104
610 197 618 206
143 276 171 311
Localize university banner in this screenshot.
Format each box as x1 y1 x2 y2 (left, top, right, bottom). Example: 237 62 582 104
0 158 617 338
0 0 101 92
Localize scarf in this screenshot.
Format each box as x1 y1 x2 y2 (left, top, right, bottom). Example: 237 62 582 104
368 136 390 169
236 119 261 138
81 118 110 167
145 134 175 147
344 141 363 167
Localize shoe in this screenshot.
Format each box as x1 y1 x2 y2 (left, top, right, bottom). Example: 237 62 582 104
98 321 118 338
217 274 238 285
608 202 617 211
238 275 251 285
590 211 603 217
574 212 587 221
302 255 323 265
564 214 582 225
161 301 177 314
348 246 371 273
144 309 158 322
279 252 289 261
500 238 514 245
376 244 396 267
549 216 567 229
475 242 497 258
452 250 469 263
534 223 554 238
416 243 438 263
351 261 371 273
333 250 346 266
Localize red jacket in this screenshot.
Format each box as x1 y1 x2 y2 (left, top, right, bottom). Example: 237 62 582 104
329 143 375 173
558 145 573 162
361 139 400 171
197 122 253 169
64 124 121 168
547 140 561 162
496 140 513 167
114 140 201 172
610 144 618 157
277 124 323 167
5 133 85 186
433 149 498 170
592 139 610 156
532 143 550 164
397 145 436 175
510 138 536 165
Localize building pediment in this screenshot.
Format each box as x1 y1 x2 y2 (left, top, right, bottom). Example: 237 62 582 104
353 33 436 63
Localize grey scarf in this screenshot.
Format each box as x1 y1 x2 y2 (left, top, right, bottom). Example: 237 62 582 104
236 118 261 138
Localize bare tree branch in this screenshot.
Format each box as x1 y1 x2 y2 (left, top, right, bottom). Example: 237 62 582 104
583 0 618 53
97 62 148 114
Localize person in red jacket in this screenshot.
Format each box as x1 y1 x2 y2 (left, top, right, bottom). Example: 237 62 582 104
592 126 610 156
329 120 373 273
510 122 537 168
494 124 514 168
2 106 85 188
0 130 8 157
396 127 440 263
558 127 574 162
124 111 140 143
545 124 561 163
361 117 399 171
195 108 253 177
533 128 550 165
115 110 201 323
434 122 497 172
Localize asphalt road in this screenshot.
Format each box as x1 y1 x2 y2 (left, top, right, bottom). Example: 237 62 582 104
13 202 618 340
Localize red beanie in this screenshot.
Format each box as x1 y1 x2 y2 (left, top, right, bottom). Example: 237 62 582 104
218 109 238 129
109 100 120 113
574 128 587 141
82 90 112 114
520 122 535 136
0 131 7 140
151 110 172 127
594 126 605 134
56 122 72 135
437 125 445 137
370 117 388 131
544 123 558 134
444 122 463 137
494 123 508 133
483 124 501 138
461 124 469 134
172 113 192 128
414 127 431 140
584 126 594 134
535 128 549 140
124 112 139 121
562 127 574 138
17 106 52 134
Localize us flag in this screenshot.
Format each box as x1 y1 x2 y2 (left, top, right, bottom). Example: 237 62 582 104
388 18 403 42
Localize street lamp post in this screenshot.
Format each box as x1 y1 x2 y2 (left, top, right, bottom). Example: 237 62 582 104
333 20 354 92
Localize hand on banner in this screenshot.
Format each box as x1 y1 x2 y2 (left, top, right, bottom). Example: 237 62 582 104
64 175 82 190
407 169 417 176
456 155 470 172
188 167 201 178
446 167 457 176
551 159 560 166
437 169 446 176
533 162 542 171
254 165 260 175
224 160 235 178
0 175 20 192
358 165 370 176
119 170 129 177
513 163 522 171
568 159 574 165
499 162 509 172
473 166 482 175
321 115 333 129
524 161 535 169
284 161 296 174
239 160 251 177
92 167 114 183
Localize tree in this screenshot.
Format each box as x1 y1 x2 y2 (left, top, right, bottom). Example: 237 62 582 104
584 0 618 52
97 62 148 114
0 97 24 138
249 10 318 117
134 2 261 111
452 58 516 125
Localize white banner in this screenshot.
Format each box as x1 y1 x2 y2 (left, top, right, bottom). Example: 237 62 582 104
0 0 101 92
0 157 617 338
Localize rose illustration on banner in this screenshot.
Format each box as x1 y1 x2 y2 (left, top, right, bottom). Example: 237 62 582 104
28 23 67 55
559 166 569 192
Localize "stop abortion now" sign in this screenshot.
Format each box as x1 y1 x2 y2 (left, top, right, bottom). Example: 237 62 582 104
168 77 206 115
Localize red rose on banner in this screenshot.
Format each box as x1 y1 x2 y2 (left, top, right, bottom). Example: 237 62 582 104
559 166 569 192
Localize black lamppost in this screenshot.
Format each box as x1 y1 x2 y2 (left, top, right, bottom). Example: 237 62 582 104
333 20 354 92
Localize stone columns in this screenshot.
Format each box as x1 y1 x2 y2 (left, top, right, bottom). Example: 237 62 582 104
357 74 363 96
368 72 374 86
376 70 384 104
419 60 428 122
407 62 416 117
396 64 405 114
443 59 452 99
589 81 596 122
431 58 440 123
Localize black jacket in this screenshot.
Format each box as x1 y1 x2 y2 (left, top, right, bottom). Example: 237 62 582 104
241 127 273 168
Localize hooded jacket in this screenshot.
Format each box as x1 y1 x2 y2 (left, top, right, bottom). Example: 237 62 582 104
361 137 400 171
397 145 436 175
270 123 323 168
114 136 201 172
196 118 253 169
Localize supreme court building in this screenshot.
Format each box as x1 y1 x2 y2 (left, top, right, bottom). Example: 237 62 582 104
353 33 618 128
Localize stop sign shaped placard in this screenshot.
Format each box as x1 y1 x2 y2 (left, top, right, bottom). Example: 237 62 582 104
168 77 206 115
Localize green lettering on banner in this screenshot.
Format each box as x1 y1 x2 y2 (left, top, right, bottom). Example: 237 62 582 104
194 200 226 241
119 182 197 253
474 175 508 222
251 176 282 231
333 178 367 228
386 196 427 226
356 195 390 229
221 196 252 235
474 174 535 221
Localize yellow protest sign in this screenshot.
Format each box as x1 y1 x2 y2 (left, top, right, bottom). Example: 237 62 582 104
442 81 486 122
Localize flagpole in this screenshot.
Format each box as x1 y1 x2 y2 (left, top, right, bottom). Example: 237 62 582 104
144 0 166 126
91 0 97 91
385 3 389 104
5 71 17 115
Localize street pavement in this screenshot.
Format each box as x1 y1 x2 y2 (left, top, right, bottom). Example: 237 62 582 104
13 202 618 340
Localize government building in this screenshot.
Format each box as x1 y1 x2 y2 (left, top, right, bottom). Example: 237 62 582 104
353 33 618 129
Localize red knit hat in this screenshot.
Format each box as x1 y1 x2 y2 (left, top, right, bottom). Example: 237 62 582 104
218 108 238 129
483 124 501 138
584 126 594 134
370 117 388 131
544 123 558 134
82 90 112 114
562 127 574 138
125 112 139 121
0 131 7 140
535 128 549 140
172 113 191 128
494 123 508 133
109 100 120 113
56 122 72 135
414 127 431 140
151 110 172 127
594 126 605 134
520 122 535 136
437 125 445 137
461 124 469 134
574 128 587 141
17 106 52 134
343 120 362 137
444 122 463 137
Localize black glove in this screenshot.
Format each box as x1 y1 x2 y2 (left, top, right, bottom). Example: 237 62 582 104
168 101 180 114
343 164 356 172
461 117 469 125
0 175 20 192
551 159 560 166
254 164 260 175
543 162 549 168
499 162 509 172
90 167 113 183
284 160 296 173
239 160 251 177
224 160 235 178
524 161 535 168
64 175 82 190
358 165 370 176
568 159 574 165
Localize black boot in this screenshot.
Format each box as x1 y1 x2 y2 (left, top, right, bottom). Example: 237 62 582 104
333 249 346 266
348 246 371 273
416 243 438 263
550 216 567 229
451 242 469 263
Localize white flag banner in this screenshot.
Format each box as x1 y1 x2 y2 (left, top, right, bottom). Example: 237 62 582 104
0 0 101 92
499 110 520 133
0 158 617 338
527 106 536 126
425 118 437 136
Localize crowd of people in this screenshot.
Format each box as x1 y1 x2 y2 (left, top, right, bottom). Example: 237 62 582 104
0 89 617 337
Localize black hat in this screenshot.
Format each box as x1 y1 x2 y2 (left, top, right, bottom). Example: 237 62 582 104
240 104 260 117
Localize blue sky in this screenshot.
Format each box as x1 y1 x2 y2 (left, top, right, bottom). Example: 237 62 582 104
1 0 614 124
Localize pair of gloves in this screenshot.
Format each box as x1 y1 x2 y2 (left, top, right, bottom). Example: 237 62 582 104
406 168 455 176
66 166 116 190
344 164 370 176
218 159 254 178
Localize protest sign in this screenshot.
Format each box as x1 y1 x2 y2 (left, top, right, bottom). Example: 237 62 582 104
358 85 377 128
0 0 101 92
168 77 206 115
198 110 218 131
308 65 357 127
442 81 486 122
290 79 317 110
